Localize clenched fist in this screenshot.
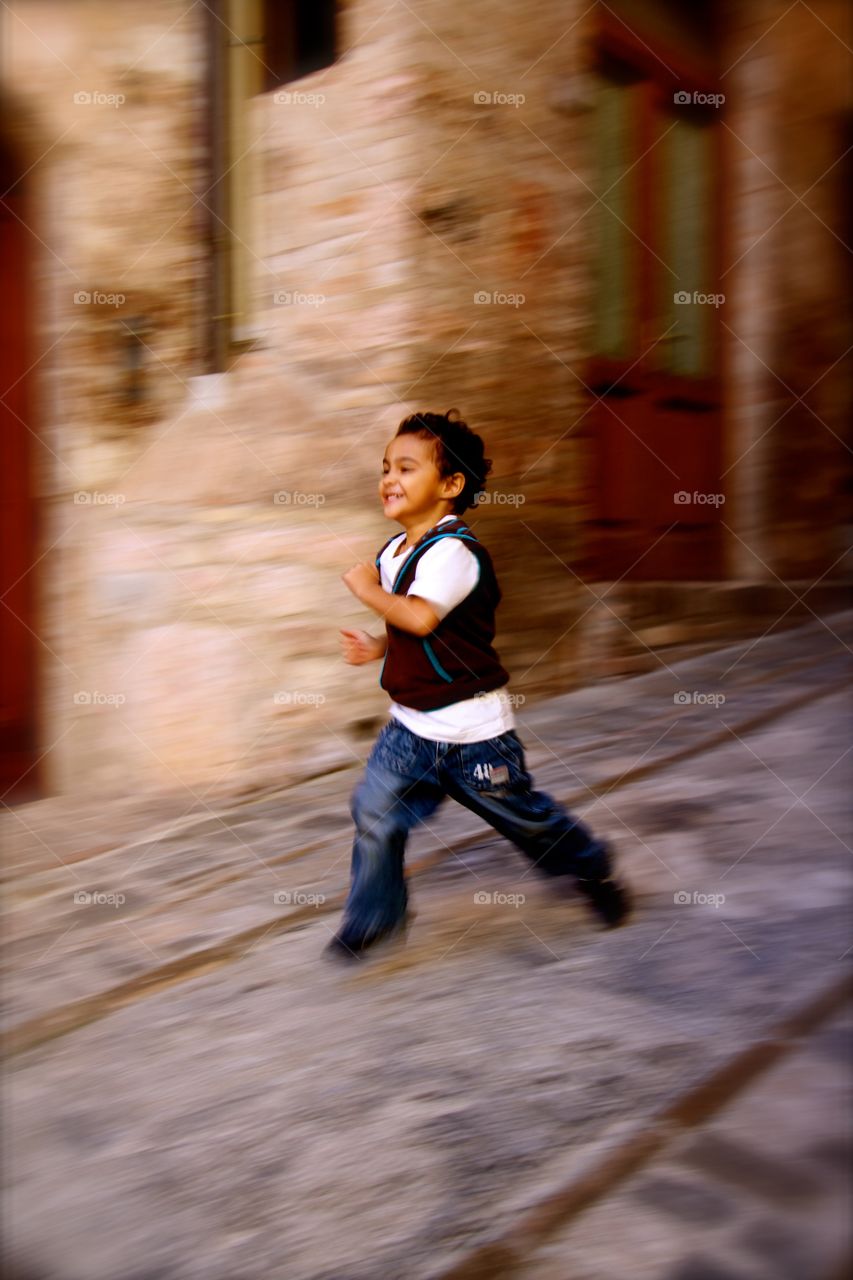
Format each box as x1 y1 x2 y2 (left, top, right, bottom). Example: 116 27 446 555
341 561 379 601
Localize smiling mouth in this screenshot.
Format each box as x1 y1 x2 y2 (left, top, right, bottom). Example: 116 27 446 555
383 493 404 502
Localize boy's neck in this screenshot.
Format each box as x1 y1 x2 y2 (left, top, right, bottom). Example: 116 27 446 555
397 510 458 548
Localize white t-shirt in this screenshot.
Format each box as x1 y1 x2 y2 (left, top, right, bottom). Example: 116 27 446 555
378 515 516 744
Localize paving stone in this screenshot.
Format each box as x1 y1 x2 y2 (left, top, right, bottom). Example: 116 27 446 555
515 1006 851 1280
811 1024 853 1067
805 1137 853 1173
630 1174 736 1224
679 1135 823 1203
736 1218 817 1279
665 1257 752 1280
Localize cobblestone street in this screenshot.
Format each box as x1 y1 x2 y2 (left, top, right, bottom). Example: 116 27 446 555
3 616 852 1280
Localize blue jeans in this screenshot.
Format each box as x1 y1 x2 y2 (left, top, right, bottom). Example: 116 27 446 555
338 717 612 942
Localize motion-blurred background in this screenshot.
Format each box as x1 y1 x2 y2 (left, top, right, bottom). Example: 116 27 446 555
1 0 850 802
2 9 852 1280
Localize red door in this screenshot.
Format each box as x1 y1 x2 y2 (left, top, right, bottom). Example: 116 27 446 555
582 11 725 580
1 182 39 798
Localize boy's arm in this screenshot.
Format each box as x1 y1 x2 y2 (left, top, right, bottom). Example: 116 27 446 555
342 564 440 636
339 628 386 664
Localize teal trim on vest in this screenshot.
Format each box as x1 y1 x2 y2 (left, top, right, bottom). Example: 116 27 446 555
388 529 477 595
422 637 453 682
377 522 474 691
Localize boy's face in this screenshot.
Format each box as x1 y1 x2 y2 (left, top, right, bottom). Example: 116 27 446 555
380 433 463 523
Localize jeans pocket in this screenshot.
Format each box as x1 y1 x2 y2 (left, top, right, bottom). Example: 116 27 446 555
368 718 424 777
458 731 526 795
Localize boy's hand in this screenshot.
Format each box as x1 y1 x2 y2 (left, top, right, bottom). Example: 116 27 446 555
342 561 379 601
340 628 384 665
341 560 437 636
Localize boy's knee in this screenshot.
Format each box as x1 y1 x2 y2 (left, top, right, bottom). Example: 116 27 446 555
351 778 401 832
349 779 365 822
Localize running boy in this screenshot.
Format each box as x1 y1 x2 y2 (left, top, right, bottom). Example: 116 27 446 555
327 410 630 960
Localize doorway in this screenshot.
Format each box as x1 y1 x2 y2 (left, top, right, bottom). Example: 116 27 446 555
582 3 725 580
1 137 39 799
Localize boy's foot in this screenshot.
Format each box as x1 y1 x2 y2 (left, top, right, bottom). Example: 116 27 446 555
324 916 409 962
575 875 632 928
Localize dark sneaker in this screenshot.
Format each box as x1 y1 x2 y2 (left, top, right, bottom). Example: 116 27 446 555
324 932 365 962
324 917 409 962
576 876 632 928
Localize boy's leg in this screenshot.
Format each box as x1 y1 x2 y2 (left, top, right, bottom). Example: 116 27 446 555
330 720 446 954
439 730 630 924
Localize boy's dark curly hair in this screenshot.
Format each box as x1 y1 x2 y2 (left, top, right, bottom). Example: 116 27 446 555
395 409 492 514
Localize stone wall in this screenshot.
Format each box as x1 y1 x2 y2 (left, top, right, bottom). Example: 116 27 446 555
248 0 603 715
2 0 850 800
721 0 852 582
4 0 212 796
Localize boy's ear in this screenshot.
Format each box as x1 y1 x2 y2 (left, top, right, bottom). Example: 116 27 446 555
443 471 465 499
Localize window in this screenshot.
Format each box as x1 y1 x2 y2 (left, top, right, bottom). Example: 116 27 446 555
262 0 337 90
591 60 642 361
204 2 338 368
